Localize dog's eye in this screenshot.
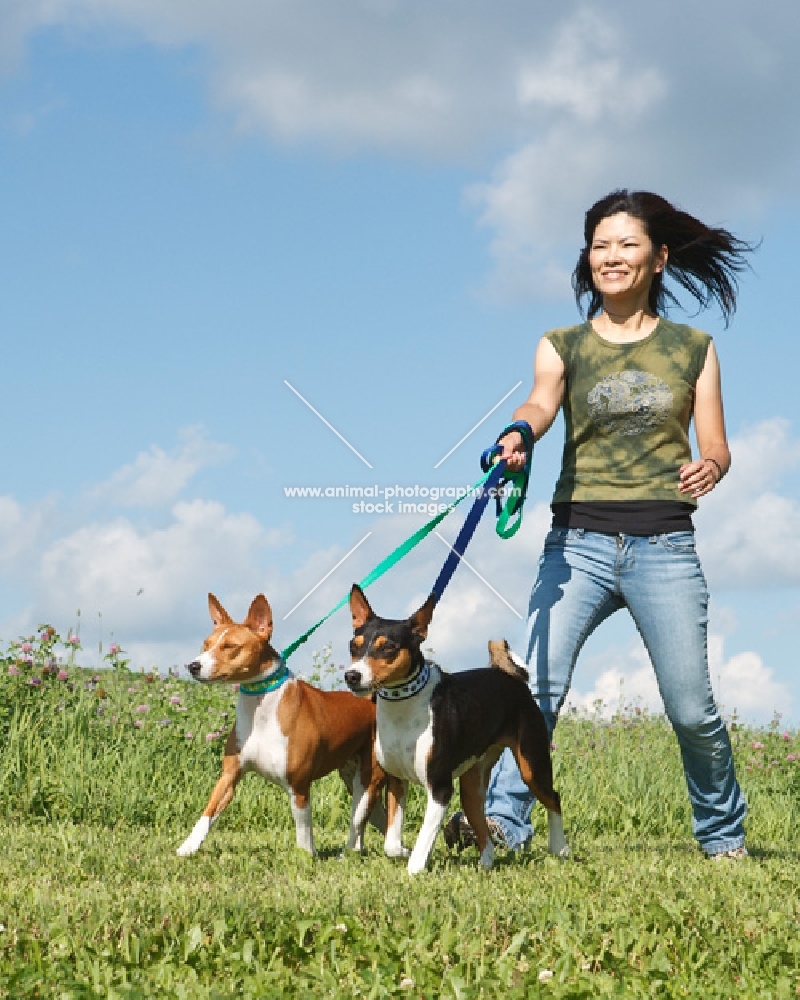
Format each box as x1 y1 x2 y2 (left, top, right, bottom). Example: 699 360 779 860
376 640 398 657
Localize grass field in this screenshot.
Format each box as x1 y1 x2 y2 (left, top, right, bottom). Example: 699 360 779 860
0 629 798 998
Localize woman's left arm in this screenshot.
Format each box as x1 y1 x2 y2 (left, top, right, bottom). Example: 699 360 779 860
679 340 732 499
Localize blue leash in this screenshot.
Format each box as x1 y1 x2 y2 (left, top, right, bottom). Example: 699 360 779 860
432 420 533 602
431 459 507 601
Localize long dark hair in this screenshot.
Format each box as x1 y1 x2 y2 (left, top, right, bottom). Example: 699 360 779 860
572 190 756 325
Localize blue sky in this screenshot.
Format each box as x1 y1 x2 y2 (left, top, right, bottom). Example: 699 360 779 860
2 2 799 725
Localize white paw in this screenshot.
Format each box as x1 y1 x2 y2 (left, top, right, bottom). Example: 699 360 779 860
553 844 571 859
480 842 495 870
177 817 210 856
385 844 411 859
407 855 427 875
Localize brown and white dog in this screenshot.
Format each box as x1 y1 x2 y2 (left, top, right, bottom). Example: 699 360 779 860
177 593 400 859
344 584 569 874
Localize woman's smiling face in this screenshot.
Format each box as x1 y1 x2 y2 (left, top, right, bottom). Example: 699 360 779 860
588 212 667 306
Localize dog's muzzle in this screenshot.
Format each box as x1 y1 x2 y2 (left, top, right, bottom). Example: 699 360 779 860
187 660 202 679
344 668 369 693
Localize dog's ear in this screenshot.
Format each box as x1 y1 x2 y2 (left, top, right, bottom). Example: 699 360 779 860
349 584 374 630
244 595 274 640
208 593 233 627
410 592 437 638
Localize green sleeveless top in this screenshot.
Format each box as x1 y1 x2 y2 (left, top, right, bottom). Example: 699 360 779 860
546 319 711 505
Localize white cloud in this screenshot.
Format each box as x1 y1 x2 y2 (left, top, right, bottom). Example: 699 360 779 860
560 633 790 726
516 8 666 124
37 499 286 641
696 419 800 588
708 636 789 724
0 495 50 572
4 3 800 294
91 426 233 508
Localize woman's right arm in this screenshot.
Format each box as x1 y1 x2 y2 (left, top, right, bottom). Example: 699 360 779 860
499 336 566 471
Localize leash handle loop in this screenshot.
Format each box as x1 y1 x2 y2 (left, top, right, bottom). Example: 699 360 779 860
489 419 533 538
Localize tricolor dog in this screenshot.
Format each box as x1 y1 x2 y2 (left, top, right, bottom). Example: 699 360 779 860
344 584 569 874
177 593 398 859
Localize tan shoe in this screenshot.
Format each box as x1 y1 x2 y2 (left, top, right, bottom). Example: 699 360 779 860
711 846 748 860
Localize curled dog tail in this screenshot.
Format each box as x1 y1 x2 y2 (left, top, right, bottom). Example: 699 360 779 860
487 639 529 684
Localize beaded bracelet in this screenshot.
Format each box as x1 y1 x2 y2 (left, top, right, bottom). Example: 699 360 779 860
706 457 724 482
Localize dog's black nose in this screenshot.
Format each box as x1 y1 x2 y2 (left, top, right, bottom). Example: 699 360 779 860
187 660 201 678
344 669 361 690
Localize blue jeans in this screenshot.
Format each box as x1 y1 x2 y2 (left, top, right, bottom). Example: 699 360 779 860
486 528 747 855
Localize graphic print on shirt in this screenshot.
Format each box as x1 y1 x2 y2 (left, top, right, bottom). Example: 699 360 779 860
587 370 673 436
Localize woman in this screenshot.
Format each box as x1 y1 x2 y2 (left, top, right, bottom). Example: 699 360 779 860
447 189 752 859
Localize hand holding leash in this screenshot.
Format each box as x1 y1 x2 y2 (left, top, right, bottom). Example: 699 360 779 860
480 421 534 538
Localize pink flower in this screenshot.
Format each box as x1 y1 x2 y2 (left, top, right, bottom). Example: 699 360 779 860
109 643 120 655
8 664 19 676
751 741 764 750
787 754 796 762
782 732 791 741
205 731 221 741
135 704 149 713
133 720 143 728
128 687 137 694
184 732 193 739
57 669 68 681
169 695 182 705
21 642 33 654
29 677 41 687
68 635 80 646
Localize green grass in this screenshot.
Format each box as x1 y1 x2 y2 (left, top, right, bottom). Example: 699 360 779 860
0 636 799 998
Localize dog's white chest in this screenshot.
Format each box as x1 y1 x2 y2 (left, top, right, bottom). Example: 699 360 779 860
236 689 290 788
375 690 434 785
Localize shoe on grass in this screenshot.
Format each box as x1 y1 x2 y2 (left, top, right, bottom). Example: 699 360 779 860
711 846 748 860
443 812 507 850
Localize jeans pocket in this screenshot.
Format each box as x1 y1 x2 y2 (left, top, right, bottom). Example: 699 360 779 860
659 531 696 551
